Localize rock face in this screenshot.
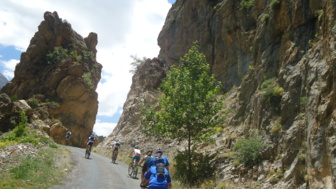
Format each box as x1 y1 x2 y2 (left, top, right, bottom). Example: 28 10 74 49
0 73 8 89
100 0 336 188
0 11 102 147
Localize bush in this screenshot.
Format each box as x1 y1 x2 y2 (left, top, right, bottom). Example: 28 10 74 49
270 0 280 12
261 78 275 89
262 14 270 23
261 78 283 103
0 111 39 146
173 150 216 187
82 50 94 60
46 47 69 65
82 72 94 89
27 98 40 109
239 0 254 10
233 137 264 166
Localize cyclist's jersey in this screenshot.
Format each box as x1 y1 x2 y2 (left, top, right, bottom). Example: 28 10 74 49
87 136 95 145
134 149 141 156
148 155 169 168
66 132 71 138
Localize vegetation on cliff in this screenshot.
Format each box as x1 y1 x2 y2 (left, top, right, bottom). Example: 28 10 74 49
142 43 225 186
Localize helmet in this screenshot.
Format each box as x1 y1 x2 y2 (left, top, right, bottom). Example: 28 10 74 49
134 145 139 149
91 134 94 138
116 139 119 142
156 148 163 153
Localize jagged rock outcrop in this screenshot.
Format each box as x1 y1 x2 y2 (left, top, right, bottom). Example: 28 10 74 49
0 73 8 89
0 11 102 147
100 0 336 188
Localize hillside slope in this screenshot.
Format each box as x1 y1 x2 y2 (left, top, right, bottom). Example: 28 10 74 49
100 0 336 188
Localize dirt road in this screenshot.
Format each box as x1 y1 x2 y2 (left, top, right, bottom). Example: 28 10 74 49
52 146 141 189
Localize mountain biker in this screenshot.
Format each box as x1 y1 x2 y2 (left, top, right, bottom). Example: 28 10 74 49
128 145 141 166
148 148 169 170
65 131 71 145
143 154 172 189
112 140 121 160
86 134 95 152
139 150 153 187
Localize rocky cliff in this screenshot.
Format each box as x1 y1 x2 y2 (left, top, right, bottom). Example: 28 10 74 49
0 11 102 147
100 0 336 188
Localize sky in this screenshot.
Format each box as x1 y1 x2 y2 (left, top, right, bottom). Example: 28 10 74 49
0 0 175 136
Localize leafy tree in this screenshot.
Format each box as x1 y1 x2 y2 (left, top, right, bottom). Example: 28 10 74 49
142 42 224 185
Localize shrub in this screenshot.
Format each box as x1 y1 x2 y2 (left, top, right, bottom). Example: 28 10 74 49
129 55 147 74
233 136 264 166
11 95 17 101
173 150 216 187
14 111 28 138
46 47 69 65
261 78 283 103
270 0 280 12
70 50 82 61
262 13 270 23
239 0 254 10
271 122 282 133
82 72 94 89
27 98 40 109
264 85 284 102
82 50 94 60
261 78 275 89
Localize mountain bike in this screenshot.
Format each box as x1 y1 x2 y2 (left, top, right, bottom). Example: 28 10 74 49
65 137 70 145
128 158 138 179
85 144 92 159
112 150 118 163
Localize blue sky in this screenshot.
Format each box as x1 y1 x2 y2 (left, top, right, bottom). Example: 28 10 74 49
0 0 173 136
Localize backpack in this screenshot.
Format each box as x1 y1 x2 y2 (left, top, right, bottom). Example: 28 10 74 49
156 162 166 177
144 155 152 163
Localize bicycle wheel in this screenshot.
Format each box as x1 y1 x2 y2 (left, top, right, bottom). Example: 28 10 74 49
132 164 138 178
128 163 133 176
112 153 117 163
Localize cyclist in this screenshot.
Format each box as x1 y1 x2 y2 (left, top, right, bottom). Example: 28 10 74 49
148 148 169 170
139 150 153 187
65 131 71 145
143 155 172 189
128 145 141 166
112 140 121 160
86 134 95 152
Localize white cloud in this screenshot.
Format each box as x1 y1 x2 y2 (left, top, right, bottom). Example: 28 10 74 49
93 119 117 137
1 59 18 80
0 0 172 136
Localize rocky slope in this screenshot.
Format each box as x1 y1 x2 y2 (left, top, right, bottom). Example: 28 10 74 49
0 11 102 147
0 73 8 89
101 0 336 188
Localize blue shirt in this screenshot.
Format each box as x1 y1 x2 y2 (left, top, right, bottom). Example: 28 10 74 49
144 166 171 189
147 156 169 168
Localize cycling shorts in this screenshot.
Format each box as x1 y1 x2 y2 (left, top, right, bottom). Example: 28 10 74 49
113 147 119 151
87 141 94 146
133 155 141 162
142 162 149 173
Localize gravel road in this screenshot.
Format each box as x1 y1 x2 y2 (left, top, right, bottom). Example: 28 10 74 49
52 146 141 189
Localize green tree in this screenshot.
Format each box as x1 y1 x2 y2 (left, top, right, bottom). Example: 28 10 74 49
142 42 224 185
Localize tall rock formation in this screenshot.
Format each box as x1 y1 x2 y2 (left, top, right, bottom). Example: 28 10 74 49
0 11 102 147
100 0 336 188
